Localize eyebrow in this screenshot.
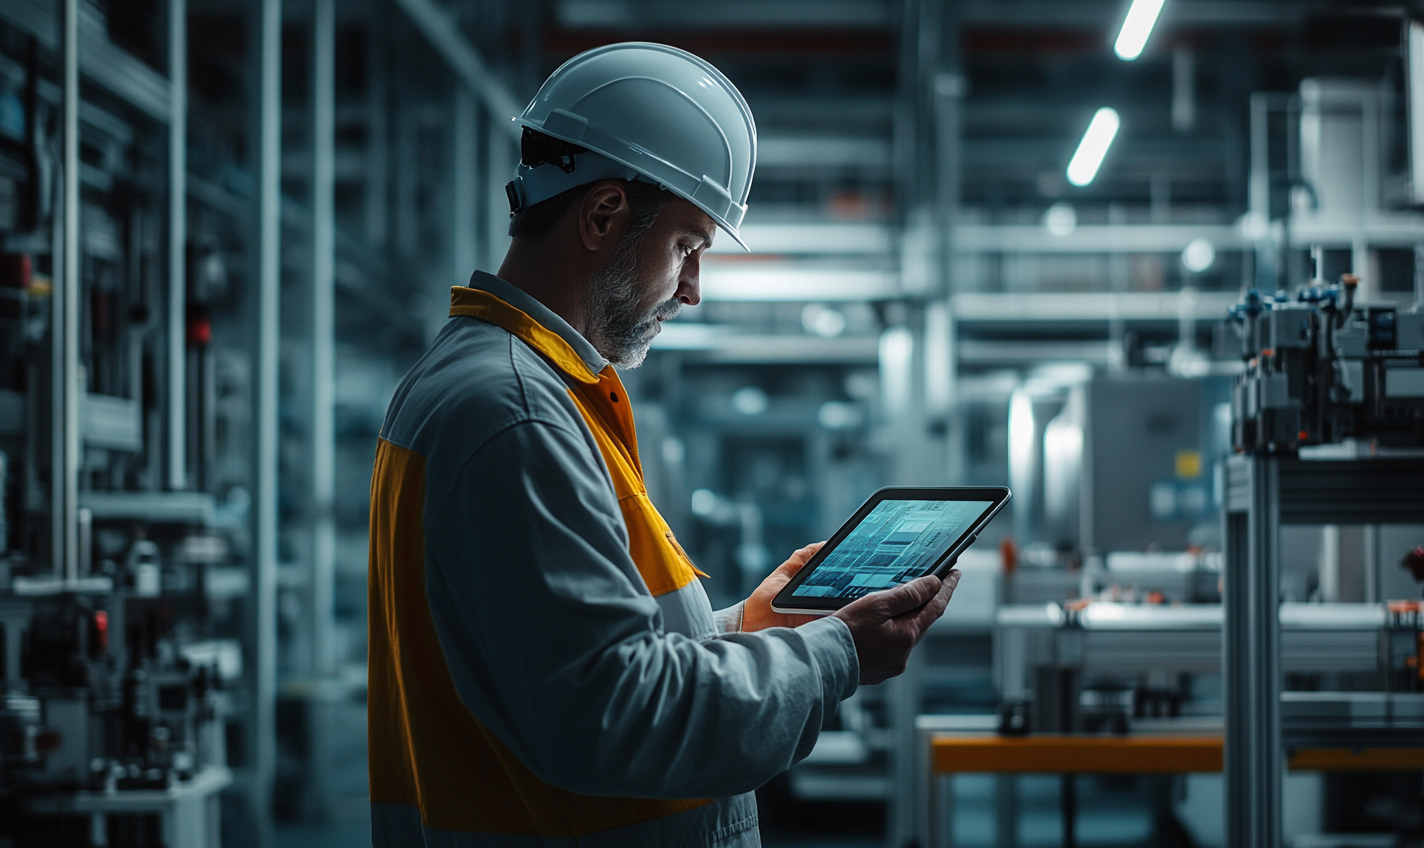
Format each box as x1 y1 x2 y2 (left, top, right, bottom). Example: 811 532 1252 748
688 227 715 249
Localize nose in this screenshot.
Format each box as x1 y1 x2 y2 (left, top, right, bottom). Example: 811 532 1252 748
676 252 702 307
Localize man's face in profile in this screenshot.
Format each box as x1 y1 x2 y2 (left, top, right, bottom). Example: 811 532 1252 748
586 198 712 369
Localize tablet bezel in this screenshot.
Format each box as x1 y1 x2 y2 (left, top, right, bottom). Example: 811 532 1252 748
769 486 1011 614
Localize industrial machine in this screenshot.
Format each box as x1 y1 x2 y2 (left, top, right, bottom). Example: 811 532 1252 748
1219 275 1424 848
0 7 252 845
1228 274 1424 453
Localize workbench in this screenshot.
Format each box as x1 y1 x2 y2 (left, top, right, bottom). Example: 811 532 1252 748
915 723 1424 848
21 765 231 848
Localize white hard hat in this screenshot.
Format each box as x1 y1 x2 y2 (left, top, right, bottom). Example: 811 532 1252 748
508 42 757 251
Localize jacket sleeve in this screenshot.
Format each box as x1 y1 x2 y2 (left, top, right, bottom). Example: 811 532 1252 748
421 418 858 800
714 602 745 634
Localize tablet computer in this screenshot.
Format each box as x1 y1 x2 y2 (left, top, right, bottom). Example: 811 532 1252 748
770 486 1010 614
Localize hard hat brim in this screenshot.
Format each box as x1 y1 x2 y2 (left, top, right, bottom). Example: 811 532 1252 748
514 116 751 252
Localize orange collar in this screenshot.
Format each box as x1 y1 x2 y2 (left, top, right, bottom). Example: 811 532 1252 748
449 287 603 385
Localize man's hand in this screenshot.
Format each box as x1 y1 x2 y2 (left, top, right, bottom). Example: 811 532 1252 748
740 542 825 632
832 570 960 685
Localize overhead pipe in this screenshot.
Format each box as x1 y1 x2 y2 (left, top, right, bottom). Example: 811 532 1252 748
391 0 522 133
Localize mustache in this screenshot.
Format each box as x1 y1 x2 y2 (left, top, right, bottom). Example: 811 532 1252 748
650 298 682 322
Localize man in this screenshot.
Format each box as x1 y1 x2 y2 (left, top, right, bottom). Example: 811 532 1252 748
368 43 960 847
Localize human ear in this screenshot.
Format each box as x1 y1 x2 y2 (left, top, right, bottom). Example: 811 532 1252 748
578 182 630 252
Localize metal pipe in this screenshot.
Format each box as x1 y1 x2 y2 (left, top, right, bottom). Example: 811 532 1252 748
48 110 65 579
168 0 187 490
390 0 521 134
1248 93 1272 289
251 0 282 839
364 1 388 247
55 0 80 584
1416 243 1424 303
452 87 476 296
485 111 515 264
310 0 336 678
891 0 920 216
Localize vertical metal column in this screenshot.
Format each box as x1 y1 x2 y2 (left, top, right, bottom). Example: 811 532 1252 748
168 0 188 490
485 117 514 267
891 0 920 222
888 651 922 847
251 0 282 840
1248 455 1282 848
1415 242 1424 303
452 87 476 288
1248 93 1273 289
53 0 80 583
1222 461 1250 846
927 0 961 482
309 0 336 679
364 3 388 248
995 775 1018 848
1223 455 1282 847
932 70 960 304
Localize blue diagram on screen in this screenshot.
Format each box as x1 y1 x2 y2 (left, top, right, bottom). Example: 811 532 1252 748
792 500 992 599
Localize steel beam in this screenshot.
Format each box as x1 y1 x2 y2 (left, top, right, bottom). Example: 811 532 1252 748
365 0 389 247
699 265 899 301
452 87 478 293
0 0 171 122
652 332 880 364
1223 455 1281 848
168 0 188 491
556 0 894 29
486 114 516 265
958 0 1318 26
1222 462 1251 847
706 223 895 256
310 0 336 678
955 223 1247 255
950 290 1240 323
53 0 81 583
390 0 522 132
758 135 892 171
251 0 282 840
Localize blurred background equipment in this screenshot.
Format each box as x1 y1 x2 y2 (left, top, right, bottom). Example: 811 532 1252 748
0 1 1422 847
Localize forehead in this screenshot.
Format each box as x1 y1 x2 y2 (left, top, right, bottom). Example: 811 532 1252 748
658 196 717 244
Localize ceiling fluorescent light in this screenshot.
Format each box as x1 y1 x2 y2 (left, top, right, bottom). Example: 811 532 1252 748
1114 0 1165 60
1066 108 1120 187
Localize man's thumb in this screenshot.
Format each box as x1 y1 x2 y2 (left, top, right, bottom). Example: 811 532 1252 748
868 575 941 618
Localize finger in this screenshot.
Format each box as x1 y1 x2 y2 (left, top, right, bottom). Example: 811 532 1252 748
771 542 826 580
865 574 941 618
787 541 826 568
898 569 957 625
903 569 960 632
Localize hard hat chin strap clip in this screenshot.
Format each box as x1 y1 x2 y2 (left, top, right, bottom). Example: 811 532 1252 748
505 181 525 216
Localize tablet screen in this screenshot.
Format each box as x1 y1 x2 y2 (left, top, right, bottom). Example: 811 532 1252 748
790 499 995 600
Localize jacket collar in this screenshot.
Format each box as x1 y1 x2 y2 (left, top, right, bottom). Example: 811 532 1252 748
453 272 609 383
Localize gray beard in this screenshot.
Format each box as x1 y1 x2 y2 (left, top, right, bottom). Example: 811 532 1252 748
585 239 680 369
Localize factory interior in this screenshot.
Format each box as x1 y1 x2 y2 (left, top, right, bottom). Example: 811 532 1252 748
3 0 1424 846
